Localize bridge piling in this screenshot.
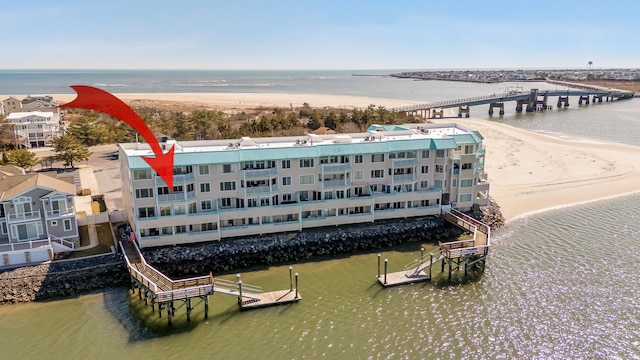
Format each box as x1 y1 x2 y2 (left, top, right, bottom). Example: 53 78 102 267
578 95 590 105
457 105 470 118
557 96 570 107
488 102 504 116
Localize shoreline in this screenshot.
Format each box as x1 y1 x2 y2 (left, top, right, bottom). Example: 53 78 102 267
7 91 640 223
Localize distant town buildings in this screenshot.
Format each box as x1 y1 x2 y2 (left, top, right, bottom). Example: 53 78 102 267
119 123 490 248
391 68 640 83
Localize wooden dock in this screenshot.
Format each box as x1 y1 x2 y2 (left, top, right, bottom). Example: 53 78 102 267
377 270 431 287
240 289 301 309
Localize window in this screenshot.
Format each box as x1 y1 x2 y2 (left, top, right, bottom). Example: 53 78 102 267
354 155 363 163
421 165 429 174
282 176 292 186
14 197 32 216
220 181 236 191
198 165 210 175
138 207 156 218
174 204 185 215
162 226 172 235
200 183 211 192
281 160 291 169
174 166 193 175
188 202 197 214
175 225 187 233
221 164 234 174
160 206 171 216
299 191 309 201
133 169 152 180
460 179 473 187
420 180 429 189
299 159 314 168
135 188 153 198
201 200 212 211
371 154 384 162
247 198 257 208
63 219 72 231
13 222 43 241
421 150 430 158
300 175 314 184
436 150 446 158
51 220 58 227
435 165 444 173
50 198 67 214
157 187 170 195
260 198 270 206
434 180 443 189
459 194 472 202
461 163 473 170
201 223 216 231
452 179 457 187
221 198 232 208
371 169 384 178
354 170 363 180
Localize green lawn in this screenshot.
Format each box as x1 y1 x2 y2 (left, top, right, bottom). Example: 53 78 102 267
70 223 116 258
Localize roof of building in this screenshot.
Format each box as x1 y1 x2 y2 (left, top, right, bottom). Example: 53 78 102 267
121 123 483 169
6 111 56 120
0 173 76 201
0 165 25 177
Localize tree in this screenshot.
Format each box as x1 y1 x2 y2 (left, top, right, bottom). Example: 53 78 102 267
67 114 107 146
0 115 15 150
4 149 38 171
52 134 92 168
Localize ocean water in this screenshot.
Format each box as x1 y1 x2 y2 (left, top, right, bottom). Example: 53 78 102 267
0 70 639 359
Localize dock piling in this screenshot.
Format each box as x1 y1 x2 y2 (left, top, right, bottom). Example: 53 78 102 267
295 273 299 299
377 254 381 278
384 259 388 285
289 266 293 290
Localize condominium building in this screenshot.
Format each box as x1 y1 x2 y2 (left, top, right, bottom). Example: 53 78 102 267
119 123 490 248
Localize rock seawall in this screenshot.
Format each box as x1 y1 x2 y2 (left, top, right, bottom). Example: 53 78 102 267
0 254 129 305
144 216 463 277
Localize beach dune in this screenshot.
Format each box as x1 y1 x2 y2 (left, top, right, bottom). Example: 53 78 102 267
16 92 640 223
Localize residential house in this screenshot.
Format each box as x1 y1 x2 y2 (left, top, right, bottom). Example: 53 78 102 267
6 111 62 148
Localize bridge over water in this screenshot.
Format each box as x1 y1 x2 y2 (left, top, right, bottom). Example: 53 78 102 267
391 85 635 118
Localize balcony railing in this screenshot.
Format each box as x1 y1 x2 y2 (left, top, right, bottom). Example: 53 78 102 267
243 167 278 178
321 179 351 188
158 192 186 202
392 173 417 182
8 210 42 222
392 158 418 167
245 183 279 195
322 162 352 172
155 172 195 185
45 209 74 218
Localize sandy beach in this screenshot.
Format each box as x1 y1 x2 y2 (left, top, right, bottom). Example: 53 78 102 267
12 92 640 223
49 92 420 111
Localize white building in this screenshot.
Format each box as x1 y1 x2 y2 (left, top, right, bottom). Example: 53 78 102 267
119 123 490 248
6 111 62 148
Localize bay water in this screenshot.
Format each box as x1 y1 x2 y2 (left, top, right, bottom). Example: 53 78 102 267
0 70 639 359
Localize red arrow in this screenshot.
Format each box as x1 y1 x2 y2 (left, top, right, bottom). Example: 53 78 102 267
58 85 175 190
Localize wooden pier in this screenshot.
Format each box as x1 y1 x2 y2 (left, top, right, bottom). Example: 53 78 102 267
119 239 300 325
377 207 491 287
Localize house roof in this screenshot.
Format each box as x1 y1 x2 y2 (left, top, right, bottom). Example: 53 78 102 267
0 165 25 177
0 173 75 201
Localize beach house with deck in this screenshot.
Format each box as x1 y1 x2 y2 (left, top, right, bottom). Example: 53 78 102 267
119 123 490 248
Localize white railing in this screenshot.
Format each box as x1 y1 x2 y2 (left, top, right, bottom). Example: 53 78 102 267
8 210 42 222
243 167 278 178
158 192 186 202
392 158 418 167
322 163 352 172
0 238 51 253
393 173 417 182
245 183 279 195
49 235 76 250
322 179 351 187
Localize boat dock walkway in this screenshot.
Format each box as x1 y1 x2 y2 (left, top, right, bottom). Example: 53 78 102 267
119 238 300 324
377 206 491 287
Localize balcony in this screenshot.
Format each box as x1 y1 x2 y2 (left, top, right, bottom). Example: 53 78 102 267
155 172 195 185
45 209 75 218
392 173 417 182
322 162 352 172
243 167 278 178
158 192 186 202
392 158 418 167
8 210 42 223
321 179 351 188
245 183 279 195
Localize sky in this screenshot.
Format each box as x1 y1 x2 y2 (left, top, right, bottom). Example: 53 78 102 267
3 0 639 70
